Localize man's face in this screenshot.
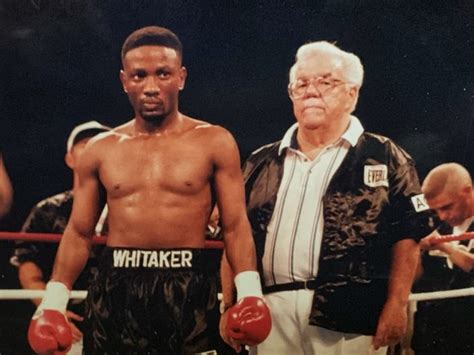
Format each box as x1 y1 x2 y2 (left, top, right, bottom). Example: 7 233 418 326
120 45 186 122
427 188 471 227
289 53 357 131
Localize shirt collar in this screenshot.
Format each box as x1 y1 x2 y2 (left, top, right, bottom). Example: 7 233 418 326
453 215 474 235
278 115 365 155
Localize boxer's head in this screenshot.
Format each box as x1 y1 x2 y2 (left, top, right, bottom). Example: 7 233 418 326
422 163 473 227
121 26 183 66
120 26 187 123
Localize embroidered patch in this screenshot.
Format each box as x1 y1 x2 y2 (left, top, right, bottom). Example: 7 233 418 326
364 165 388 187
411 193 430 212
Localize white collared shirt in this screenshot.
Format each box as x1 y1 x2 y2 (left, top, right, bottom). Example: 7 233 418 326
454 215 474 250
262 116 364 285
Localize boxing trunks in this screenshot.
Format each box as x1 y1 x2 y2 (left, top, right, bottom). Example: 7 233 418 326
83 247 222 355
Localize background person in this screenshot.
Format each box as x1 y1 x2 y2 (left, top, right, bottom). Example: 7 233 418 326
11 120 110 354
412 162 474 354
419 162 474 271
0 150 13 219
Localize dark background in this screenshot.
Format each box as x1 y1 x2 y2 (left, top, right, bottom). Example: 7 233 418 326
0 0 472 230
0 0 472 352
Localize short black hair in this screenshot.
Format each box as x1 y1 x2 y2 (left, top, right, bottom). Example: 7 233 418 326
121 26 183 63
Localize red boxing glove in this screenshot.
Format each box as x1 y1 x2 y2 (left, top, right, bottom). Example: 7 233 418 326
225 271 272 346
28 282 72 354
226 296 272 345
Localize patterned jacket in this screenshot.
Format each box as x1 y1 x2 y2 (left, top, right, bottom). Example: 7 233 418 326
243 131 432 334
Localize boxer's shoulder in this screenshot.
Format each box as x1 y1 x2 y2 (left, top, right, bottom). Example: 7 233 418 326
183 118 238 153
185 117 232 138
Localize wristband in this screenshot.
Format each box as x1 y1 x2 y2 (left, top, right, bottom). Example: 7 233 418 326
219 301 233 314
37 281 70 313
234 271 263 300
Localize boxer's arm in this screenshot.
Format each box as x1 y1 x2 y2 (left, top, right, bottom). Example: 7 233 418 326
52 146 104 289
220 251 235 311
373 238 419 349
0 153 13 218
212 127 271 348
212 127 256 274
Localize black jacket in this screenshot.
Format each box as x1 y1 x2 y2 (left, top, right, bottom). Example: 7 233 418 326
243 131 432 334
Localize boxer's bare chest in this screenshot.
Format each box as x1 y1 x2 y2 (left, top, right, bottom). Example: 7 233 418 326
98 133 213 198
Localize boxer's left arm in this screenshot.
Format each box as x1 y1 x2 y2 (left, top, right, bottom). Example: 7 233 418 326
220 251 235 310
211 127 271 348
373 238 419 349
219 251 241 351
211 127 256 277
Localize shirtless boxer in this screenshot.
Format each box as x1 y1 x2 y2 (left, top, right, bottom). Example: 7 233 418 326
27 26 270 354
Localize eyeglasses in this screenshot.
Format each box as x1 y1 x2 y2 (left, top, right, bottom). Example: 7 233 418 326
288 76 353 99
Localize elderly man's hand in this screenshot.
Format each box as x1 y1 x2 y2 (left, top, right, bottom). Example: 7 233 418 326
373 300 407 350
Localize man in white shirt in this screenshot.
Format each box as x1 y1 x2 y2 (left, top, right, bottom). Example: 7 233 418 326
221 41 432 354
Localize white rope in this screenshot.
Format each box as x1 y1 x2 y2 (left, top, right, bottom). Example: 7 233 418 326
0 289 87 300
400 287 474 355
0 287 472 302
409 287 474 302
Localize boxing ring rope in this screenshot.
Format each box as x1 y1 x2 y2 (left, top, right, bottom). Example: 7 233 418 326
0 231 224 300
401 287 474 355
0 231 224 249
1 231 473 353
0 290 87 300
1 285 472 301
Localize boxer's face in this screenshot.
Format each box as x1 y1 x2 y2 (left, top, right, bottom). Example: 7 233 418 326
427 188 471 227
120 45 187 122
289 53 358 131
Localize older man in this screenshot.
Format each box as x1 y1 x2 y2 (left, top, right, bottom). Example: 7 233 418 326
222 41 432 354
413 163 474 354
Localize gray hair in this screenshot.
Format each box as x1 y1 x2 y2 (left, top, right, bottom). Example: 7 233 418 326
289 41 364 87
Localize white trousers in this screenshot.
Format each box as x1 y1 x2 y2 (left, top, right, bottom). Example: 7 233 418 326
67 337 83 355
250 289 388 355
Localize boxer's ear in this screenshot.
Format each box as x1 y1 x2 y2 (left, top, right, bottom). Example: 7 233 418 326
120 70 128 93
178 66 187 91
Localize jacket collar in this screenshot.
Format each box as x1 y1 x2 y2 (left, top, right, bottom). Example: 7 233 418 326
278 115 364 156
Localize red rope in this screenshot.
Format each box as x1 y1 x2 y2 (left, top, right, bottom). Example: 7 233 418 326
2 231 474 248
0 231 224 249
431 231 474 244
